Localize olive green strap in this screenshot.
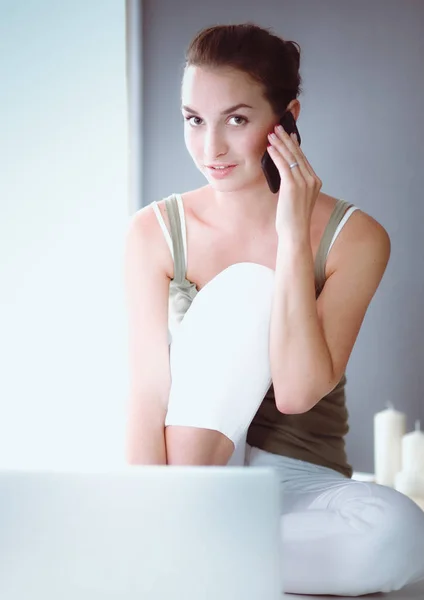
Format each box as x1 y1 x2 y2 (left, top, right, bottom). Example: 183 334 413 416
314 199 352 296
164 194 186 284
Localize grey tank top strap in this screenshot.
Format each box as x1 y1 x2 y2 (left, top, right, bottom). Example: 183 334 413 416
314 199 352 296
164 194 186 284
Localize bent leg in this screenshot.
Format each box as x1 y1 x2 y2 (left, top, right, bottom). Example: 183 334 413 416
247 445 424 596
165 262 275 465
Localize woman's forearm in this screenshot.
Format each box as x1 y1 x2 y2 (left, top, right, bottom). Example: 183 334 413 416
269 237 334 413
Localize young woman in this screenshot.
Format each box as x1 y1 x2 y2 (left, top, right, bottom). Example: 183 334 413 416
125 23 424 596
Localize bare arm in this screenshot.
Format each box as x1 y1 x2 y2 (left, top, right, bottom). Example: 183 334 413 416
270 211 391 413
124 206 172 464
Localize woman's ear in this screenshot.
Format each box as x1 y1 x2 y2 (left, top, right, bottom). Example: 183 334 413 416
286 99 301 121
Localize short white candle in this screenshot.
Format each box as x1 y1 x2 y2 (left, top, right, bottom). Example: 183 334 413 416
394 470 424 498
402 420 424 473
410 497 424 512
374 403 406 487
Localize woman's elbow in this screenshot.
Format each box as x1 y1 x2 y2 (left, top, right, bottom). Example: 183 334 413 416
274 372 338 414
274 387 320 414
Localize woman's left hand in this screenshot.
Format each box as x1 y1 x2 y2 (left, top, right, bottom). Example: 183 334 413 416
267 124 322 240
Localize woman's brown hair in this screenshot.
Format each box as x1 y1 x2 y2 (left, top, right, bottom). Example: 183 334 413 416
184 23 303 117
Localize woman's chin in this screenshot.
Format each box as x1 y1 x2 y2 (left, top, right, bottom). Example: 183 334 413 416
207 175 265 194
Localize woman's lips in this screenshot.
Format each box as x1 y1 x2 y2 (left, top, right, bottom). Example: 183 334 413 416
206 165 237 178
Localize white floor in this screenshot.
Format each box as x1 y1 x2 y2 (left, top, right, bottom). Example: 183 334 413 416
283 579 424 599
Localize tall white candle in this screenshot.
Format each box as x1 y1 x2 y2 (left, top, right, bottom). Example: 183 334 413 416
402 420 424 472
374 403 406 487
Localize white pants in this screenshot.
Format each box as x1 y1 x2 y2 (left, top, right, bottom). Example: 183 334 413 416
165 263 424 596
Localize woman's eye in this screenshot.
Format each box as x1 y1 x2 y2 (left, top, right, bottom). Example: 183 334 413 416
184 116 203 126
229 115 247 126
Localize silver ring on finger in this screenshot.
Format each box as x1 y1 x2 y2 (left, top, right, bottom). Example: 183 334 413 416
289 161 299 169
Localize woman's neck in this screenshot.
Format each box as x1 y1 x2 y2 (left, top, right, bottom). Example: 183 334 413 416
204 183 278 231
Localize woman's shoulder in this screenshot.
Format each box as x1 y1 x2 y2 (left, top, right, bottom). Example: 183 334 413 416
320 192 391 275
128 186 209 280
127 196 179 281
317 191 388 240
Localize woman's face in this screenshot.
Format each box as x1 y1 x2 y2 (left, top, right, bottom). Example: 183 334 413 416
181 65 279 192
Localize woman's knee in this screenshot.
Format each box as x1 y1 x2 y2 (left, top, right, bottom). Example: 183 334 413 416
370 484 424 543
347 485 424 593
381 488 424 586
173 262 275 343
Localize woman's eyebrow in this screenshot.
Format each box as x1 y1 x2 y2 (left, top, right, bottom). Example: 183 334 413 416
181 103 254 115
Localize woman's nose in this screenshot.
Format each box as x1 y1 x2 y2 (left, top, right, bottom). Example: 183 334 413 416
203 130 228 159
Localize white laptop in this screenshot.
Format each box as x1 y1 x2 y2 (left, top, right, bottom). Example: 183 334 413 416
0 466 282 600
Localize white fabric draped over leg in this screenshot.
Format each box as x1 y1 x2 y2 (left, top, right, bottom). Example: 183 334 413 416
165 262 275 449
247 445 424 596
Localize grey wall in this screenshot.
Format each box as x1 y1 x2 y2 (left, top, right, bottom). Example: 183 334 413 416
142 0 424 472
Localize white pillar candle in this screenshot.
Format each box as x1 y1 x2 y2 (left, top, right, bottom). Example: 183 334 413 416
374 403 406 487
394 470 424 498
410 497 424 512
402 420 424 472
